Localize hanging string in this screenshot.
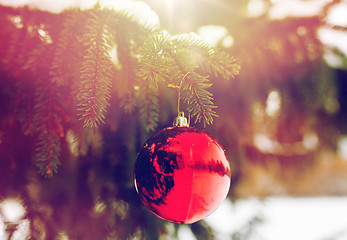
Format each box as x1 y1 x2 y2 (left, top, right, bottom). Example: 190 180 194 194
168 72 190 127
187 98 190 126
177 84 181 116
168 72 189 115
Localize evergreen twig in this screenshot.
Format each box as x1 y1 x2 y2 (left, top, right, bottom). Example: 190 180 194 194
173 34 240 80
164 37 218 126
50 9 86 86
137 80 159 132
33 81 63 177
77 8 114 127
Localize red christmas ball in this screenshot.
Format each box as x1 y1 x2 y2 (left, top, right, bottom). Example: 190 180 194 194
134 126 231 224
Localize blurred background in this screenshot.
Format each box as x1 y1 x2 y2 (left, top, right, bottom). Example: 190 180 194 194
1 0 347 239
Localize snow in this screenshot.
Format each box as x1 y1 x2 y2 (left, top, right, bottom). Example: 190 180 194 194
338 136 347 160
198 25 228 47
269 0 331 19
0 198 30 240
0 0 159 26
205 197 347 240
2 195 346 239
267 0 347 66
0 198 26 223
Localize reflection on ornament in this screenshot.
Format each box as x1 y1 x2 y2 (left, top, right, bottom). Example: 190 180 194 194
134 126 231 224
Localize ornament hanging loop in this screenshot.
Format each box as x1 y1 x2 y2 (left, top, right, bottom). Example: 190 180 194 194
168 72 190 127
174 112 188 127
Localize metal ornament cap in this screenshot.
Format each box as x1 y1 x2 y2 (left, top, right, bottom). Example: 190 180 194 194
174 112 188 127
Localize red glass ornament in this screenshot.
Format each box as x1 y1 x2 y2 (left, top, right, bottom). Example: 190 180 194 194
134 126 231 224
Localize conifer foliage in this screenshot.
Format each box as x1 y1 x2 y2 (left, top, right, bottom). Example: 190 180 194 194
0 4 239 176
78 8 114 127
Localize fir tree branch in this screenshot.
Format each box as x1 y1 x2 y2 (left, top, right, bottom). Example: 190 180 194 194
33 81 63 177
34 130 61 177
50 9 87 86
172 34 240 80
136 31 222 127
137 80 159 132
5 13 65 176
136 32 171 130
181 72 218 125
137 32 171 90
15 32 57 138
165 47 218 126
77 9 114 127
22 37 53 75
